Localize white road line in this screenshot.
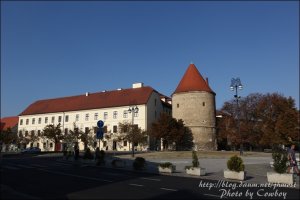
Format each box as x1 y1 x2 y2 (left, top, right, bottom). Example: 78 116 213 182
204 193 223 198
160 187 178 192
37 168 113 182
140 177 161 181
129 183 144 187
2 166 19 170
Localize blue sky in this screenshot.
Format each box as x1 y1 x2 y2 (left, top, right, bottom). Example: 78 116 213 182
1 1 299 117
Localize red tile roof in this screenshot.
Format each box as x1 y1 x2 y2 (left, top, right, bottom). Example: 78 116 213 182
173 64 215 94
20 86 157 116
0 116 19 131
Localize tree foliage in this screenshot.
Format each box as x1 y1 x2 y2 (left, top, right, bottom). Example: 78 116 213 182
42 123 63 148
217 93 299 149
118 122 147 157
150 113 193 150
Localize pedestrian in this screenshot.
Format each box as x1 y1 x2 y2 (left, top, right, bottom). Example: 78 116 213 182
287 144 300 176
74 143 79 161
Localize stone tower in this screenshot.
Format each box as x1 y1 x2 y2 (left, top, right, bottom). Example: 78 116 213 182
172 63 217 150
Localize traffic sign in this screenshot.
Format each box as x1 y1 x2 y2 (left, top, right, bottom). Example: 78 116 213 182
97 120 104 128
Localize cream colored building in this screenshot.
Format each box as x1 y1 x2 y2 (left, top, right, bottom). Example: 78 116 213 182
18 83 171 151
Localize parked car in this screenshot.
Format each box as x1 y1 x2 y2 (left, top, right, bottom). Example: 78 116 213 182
21 147 41 154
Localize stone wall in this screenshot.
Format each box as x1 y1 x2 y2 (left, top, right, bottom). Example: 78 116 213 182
172 91 217 150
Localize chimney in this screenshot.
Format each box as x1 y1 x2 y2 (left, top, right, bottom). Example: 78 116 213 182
132 82 144 88
206 78 209 85
85 92 89 96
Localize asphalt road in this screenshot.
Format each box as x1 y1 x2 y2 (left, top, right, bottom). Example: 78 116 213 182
1 155 299 199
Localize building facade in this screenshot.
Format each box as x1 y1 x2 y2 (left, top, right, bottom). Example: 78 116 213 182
172 64 217 150
18 83 171 151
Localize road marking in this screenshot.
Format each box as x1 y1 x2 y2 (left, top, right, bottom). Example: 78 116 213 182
2 165 19 170
160 187 178 191
37 168 113 182
140 177 161 181
129 183 144 187
204 193 223 198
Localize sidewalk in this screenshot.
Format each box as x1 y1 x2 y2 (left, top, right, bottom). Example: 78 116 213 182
58 155 299 189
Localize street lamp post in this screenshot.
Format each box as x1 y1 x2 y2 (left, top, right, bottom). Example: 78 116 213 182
230 78 243 156
128 106 139 157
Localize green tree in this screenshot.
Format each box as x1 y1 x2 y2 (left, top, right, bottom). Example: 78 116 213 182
0 127 17 151
42 123 63 151
150 113 193 150
118 122 147 157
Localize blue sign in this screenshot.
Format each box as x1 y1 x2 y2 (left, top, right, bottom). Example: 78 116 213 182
97 120 104 128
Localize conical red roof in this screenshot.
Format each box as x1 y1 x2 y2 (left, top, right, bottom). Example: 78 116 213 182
174 64 215 94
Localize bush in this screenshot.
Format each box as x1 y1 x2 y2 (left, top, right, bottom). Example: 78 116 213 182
272 146 288 174
83 148 93 160
192 151 199 168
133 157 146 170
111 158 124 167
227 155 245 172
159 162 173 169
96 150 106 165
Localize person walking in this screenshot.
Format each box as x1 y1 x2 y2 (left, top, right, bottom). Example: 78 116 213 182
288 144 300 176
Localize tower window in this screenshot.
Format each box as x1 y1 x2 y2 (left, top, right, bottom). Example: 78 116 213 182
177 104 179 108
203 102 206 106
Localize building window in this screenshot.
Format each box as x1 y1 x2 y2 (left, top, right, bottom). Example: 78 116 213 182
75 114 79 121
113 111 118 119
25 131 28 137
103 126 107 133
37 143 40 148
43 143 46 149
103 141 107 147
123 141 127 147
113 125 118 133
20 119 23 125
134 112 138 117
38 118 41 124
93 127 98 134
26 119 29 125
202 102 206 106
30 143 33 148
50 143 53 148
58 116 62 123
177 104 179 108
85 114 89 121
65 115 69 122
19 131 23 137
31 130 35 136
123 110 128 118
64 128 68 134
94 113 98 120
104 112 108 120
45 117 48 124
51 116 55 123
37 130 41 136
32 118 35 125
85 127 89 133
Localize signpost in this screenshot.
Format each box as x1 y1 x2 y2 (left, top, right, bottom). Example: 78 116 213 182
96 120 104 149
